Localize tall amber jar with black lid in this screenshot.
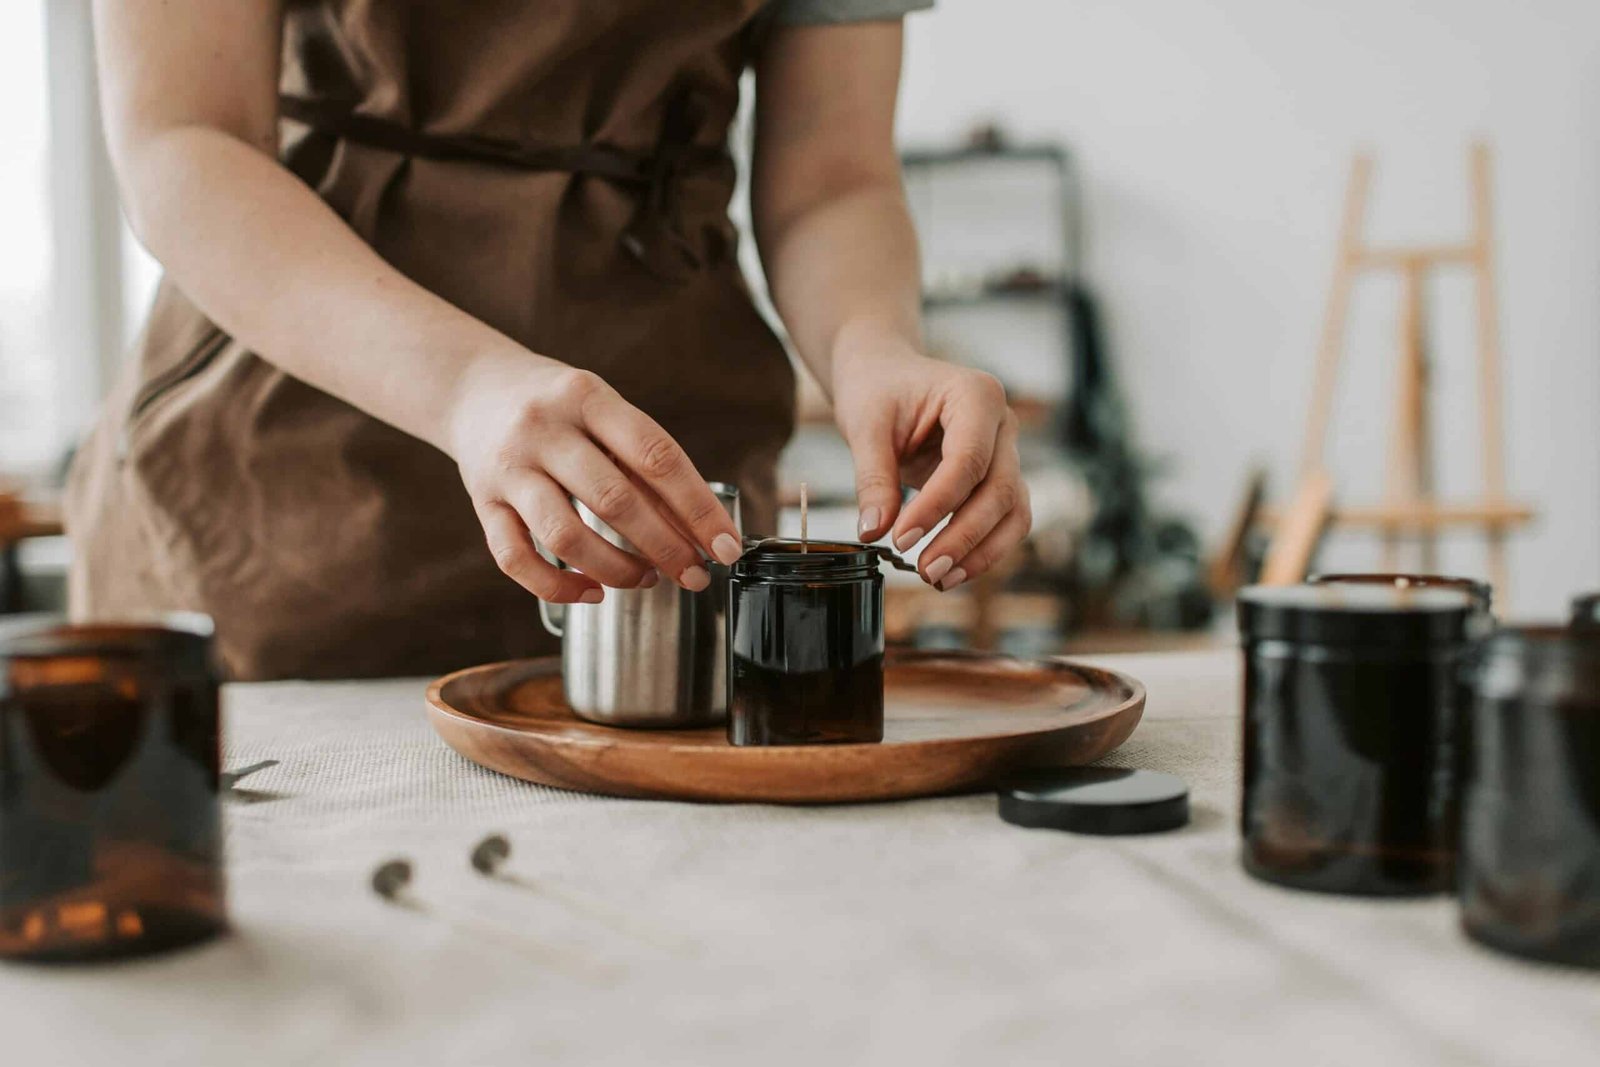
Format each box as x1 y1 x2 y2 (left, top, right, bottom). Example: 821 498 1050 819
0 618 226 962
1459 627 1600 968
728 540 884 746
1237 584 1475 895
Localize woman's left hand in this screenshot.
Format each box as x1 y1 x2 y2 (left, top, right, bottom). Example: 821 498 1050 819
832 343 1032 590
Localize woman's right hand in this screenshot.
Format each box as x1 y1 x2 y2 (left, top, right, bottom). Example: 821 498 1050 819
449 354 745 604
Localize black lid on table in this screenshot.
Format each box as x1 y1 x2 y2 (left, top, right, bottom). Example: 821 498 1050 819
1237 584 1475 646
998 767 1189 835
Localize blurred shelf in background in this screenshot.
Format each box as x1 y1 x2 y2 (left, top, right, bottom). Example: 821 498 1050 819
922 276 1070 310
900 142 1070 169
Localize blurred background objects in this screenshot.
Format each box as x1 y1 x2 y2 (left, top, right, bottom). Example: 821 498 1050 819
4 0 1597 647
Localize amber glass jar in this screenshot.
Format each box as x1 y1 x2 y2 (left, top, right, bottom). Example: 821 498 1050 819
1238 584 1475 895
728 541 884 746
1459 627 1600 968
0 619 226 962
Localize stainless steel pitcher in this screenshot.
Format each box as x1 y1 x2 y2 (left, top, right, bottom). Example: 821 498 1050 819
538 483 740 728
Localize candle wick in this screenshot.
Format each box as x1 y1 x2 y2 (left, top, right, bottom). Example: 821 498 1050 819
800 482 809 553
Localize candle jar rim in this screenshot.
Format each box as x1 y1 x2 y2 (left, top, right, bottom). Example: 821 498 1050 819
733 539 881 582
1308 571 1482 586
1308 571 1491 605
1238 584 1474 646
1 614 215 662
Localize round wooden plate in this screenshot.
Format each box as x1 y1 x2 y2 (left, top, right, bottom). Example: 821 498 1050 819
425 649 1146 804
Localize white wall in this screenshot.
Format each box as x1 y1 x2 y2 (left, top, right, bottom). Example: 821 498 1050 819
897 0 1600 618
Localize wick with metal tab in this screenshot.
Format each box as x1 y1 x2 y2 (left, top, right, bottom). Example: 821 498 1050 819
469 835 694 955
369 858 608 980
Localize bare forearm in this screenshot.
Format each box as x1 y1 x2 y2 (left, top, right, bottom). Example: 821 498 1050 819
91 0 745 599
752 20 921 397
756 176 924 397
749 21 1026 568
119 127 538 455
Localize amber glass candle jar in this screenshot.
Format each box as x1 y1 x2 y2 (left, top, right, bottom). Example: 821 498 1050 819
1238 584 1475 895
1459 627 1600 968
728 541 884 746
0 619 226 962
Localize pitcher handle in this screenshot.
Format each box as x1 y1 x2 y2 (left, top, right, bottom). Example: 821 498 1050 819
534 540 565 637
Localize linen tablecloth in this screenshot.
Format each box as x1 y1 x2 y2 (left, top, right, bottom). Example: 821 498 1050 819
4 649 1596 1066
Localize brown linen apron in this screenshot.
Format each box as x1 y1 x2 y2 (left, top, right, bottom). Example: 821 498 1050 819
65 0 796 681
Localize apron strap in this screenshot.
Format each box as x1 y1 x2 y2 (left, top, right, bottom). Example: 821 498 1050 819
278 88 723 283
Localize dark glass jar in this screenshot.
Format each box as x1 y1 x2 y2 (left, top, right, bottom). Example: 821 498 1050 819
1459 627 1600 968
1237 584 1474 895
0 618 226 962
728 541 884 746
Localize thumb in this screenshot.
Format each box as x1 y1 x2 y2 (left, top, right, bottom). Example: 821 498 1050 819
845 423 903 543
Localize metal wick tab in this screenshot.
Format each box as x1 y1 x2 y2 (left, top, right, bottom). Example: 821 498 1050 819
471 834 512 876
370 859 418 908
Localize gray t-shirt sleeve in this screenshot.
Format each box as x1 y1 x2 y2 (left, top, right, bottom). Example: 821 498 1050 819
767 0 934 26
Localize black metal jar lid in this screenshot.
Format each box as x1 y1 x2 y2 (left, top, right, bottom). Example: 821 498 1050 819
998 767 1190 835
1237 584 1475 645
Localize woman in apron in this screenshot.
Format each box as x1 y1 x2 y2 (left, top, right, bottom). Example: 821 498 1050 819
71 0 1030 680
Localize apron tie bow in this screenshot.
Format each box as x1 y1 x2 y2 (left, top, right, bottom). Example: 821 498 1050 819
619 85 710 284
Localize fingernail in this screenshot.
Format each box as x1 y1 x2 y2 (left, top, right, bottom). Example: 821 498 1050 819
580 588 605 604
638 570 660 589
680 565 711 592
894 527 926 553
858 507 882 538
939 567 968 591
924 555 954 584
712 533 743 566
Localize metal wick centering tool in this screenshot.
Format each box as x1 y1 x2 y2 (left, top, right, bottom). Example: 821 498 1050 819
369 859 608 980
220 759 279 791
470 835 695 956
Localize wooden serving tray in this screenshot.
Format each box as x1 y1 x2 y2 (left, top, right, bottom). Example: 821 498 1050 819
425 649 1145 804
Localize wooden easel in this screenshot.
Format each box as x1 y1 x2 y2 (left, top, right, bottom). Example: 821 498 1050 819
1283 142 1532 595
